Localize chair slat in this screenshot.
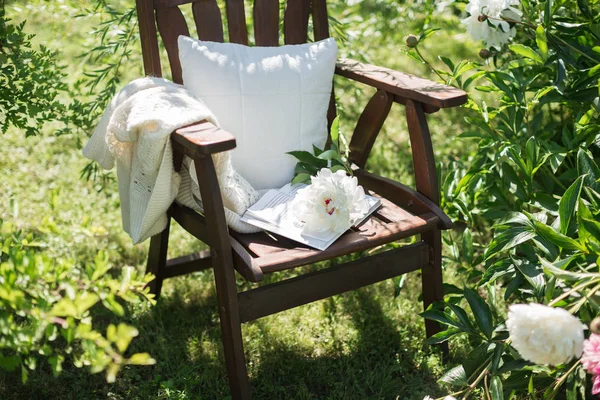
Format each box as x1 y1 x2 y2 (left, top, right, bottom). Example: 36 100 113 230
225 0 249 45
284 0 309 44
154 0 196 9
192 0 225 42
349 90 393 168
311 0 330 40
137 0 162 77
156 6 190 84
253 0 279 46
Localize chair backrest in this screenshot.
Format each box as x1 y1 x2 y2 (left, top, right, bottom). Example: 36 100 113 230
136 0 332 84
136 0 336 129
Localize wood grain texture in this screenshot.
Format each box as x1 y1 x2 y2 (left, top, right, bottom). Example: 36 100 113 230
146 222 170 297
161 250 212 279
336 58 468 109
154 0 197 9
225 0 249 44
421 229 448 357
253 0 279 46
355 169 453 229
169 203 213 246
194 155 251 399
156 6 190 84
237 242 428 323
192 0 225 42
229 199 439 274
311 0 330 40
136 0 162 77
284 0 310 44
348 90 392 168
405 99 438 203
172 120 237 157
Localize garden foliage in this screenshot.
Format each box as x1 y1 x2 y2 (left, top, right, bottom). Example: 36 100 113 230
0 5 154 383
408 0 600 397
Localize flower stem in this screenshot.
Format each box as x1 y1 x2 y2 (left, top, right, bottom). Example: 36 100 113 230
414 46 447 83
548 278 600 307
549 360 581 397
569 283 600 314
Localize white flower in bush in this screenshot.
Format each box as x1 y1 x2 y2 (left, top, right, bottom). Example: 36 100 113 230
462 0 521 49
506 303 585 366
423 396 456 400
292 168 368 236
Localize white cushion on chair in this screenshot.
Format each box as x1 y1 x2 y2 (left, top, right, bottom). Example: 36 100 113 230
178 36 337 190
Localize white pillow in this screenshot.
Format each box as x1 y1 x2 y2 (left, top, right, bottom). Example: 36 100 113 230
178 36 337 190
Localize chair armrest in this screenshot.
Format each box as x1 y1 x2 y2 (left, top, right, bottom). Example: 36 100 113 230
354 168 453 230
171 120 236 158
335 58 468 109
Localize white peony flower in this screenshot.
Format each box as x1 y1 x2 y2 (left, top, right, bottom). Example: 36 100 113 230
506 303 585 366
422 396 457 400
461 0 521 49
292 168 369 236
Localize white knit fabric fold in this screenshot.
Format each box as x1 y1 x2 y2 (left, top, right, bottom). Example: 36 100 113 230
83 77 261 244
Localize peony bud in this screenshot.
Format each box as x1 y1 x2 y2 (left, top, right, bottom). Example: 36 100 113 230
591 317 600 334
478 14 488 22
406 34 419 48
479 49 491 59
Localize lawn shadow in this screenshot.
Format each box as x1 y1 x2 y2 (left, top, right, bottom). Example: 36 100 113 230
248 288 443 400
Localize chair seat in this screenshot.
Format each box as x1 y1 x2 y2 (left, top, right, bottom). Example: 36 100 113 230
229 194 440 280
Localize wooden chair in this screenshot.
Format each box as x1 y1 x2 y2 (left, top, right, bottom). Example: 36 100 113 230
136 0 467 398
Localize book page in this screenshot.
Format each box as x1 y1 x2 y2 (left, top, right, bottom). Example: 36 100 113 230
241 184 382 251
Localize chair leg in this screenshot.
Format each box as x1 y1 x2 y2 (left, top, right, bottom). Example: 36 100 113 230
421 230 449 357
146 219 170 298
213 253 251 400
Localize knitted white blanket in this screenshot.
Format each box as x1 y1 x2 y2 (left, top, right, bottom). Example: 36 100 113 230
83 77 260 244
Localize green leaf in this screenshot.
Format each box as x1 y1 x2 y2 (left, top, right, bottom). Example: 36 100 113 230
438 365 468 387
581 218 600 242
48 355 63 377
419 28 440 41
312 145 324 156
291 173 311 185
490 376 504 400
50 298 78 317
286 151 328 169
509 44 544 64
540 257 595 281
464 288 494 339
127 353 156 365
544 0 554 25
420 309 461 329
558 176 584 234
103 295 125 316
534 221 586 251
514 260 545 297
425 328 460 344
329 116 339 144
484 227 536 260
578 149 600 191
0 355 21 372
535 25 548 60
114 323 139 353
75 293 99 314
577 0 593 19
317 149 344 163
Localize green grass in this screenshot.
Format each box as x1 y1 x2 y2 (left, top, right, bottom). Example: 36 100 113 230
1 0 478 398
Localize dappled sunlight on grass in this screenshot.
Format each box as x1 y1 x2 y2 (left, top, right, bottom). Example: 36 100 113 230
1 0 478 398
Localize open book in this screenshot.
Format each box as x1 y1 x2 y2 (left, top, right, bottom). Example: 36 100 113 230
240 183 381 251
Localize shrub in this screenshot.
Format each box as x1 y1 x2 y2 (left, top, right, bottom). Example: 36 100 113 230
0 219 156 382
0 5 154 383
409 0 600 397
